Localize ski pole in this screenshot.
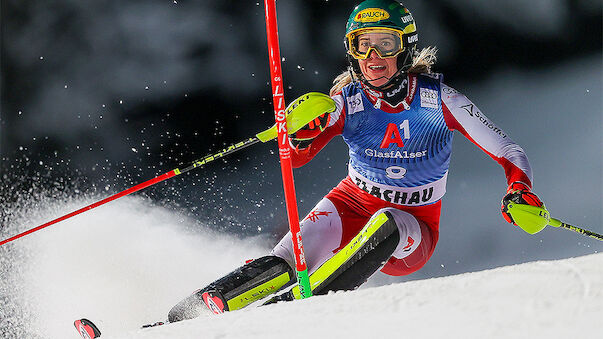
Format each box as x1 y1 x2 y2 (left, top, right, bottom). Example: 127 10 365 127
264 0 312 298
505 202 602 241
0 93 335 247
548 218 603 241
0 137 259 247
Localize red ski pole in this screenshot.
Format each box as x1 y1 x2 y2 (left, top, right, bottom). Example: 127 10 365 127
0 91 330 247
0 138 259 247
264 0 312 298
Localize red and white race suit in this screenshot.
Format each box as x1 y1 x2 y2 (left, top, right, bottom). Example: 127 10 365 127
272 73 532 276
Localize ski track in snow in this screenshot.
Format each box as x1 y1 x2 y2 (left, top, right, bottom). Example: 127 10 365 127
1 196 601 339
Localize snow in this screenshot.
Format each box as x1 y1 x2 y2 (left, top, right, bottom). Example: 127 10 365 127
119 254 603 339
1 196 269 338
1 196 601 339
0 54 600 339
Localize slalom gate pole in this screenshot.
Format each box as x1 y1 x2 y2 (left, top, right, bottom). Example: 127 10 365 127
264 0 312 298
549 218 603 241
0 138 260 247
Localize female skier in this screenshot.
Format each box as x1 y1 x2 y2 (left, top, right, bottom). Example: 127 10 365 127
168 0 544 321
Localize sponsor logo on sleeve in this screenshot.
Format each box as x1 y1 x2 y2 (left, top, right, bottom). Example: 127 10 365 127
442 86 459 96
460 103 507 138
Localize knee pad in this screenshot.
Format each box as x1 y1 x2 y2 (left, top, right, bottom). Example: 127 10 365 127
168 256 294 322
376 208 436 276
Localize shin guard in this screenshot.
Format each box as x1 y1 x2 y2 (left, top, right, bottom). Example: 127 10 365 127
280 210 399 300
313 210 399 294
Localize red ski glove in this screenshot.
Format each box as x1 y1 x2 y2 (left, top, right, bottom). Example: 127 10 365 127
501 182 544 225
290 112 331 150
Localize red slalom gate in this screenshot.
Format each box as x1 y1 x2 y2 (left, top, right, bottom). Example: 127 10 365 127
264 0 312 298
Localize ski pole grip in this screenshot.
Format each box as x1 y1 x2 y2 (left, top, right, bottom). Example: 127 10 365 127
256 92 336 142
506 203 550 234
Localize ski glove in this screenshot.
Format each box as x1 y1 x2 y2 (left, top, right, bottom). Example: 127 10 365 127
501 182 543 225
290 112 331 150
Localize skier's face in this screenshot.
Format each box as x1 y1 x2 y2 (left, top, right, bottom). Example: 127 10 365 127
358 50 398 88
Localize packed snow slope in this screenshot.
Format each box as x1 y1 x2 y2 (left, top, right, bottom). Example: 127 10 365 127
121 254 603 339
1 196 601 339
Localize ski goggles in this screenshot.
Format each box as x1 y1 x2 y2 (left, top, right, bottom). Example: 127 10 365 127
346 28 405 60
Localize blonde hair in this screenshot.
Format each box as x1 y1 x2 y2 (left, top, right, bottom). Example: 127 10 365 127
329 46 438 96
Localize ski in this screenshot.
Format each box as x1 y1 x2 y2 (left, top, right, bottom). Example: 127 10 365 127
74 317 170 338
74 319 101 339
140 320 167 329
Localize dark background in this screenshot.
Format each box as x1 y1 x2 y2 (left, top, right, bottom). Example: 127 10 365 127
1 0 601 280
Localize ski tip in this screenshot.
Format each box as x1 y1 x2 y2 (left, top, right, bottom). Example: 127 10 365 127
141 321 166 329
74 318 101 339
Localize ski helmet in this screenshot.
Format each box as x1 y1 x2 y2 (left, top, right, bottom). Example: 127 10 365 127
344 0 418 88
